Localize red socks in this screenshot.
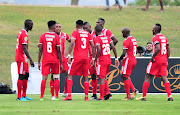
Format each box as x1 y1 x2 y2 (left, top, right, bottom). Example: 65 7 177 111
40 80 46 98
84 82 89 99
17 80 23 98
164 82 171 97
92 79 97 95
50 80 54 97
22 79 28 97
142 82 150 97
99 84 105 99
104 80 111 95
124 79 131 99
54 80 60 98
64 78 67 93
67 80 73 97
129 79 136 92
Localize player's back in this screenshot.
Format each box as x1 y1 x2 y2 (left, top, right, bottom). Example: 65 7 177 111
152 34 168 63
15 29 29 62
123 36 137 59
96 35 112 64
72 29 91 59
39 32 60 63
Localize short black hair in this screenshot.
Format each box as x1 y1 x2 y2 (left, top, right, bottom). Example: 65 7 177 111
155 23 161 32
47 20 56 28
98 18 105 23
83 22 89 25
95 25 103 33
76 20 83 26
147 42 152 45
24 19 32 27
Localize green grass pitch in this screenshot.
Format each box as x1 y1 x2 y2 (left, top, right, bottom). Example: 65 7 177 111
0 5 180 115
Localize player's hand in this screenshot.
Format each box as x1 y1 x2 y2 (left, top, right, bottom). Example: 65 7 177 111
119 60 123 65
151 57 155 63
90 59 94 67
30 60 35 67
68 57 71 64
60 65 63 71
38 63 41 70
115 60 119 67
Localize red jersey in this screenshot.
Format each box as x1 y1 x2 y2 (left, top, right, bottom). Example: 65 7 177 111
95 35 112 64
152 33 169 63
59 32 70 58
89 28 114 57
123 36 137 59
39 32 60 63
71 29 92 59
15 29 29 62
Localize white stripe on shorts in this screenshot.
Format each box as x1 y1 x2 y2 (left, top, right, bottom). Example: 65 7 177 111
146 62 152 74
20 62 23 74
97 64 101 75
68 59 74 74
123 58 129 74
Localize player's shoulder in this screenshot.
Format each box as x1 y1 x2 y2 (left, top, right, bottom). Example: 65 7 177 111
20 29 28 35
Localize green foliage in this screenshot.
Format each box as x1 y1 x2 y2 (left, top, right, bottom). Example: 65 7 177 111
128 0 180 6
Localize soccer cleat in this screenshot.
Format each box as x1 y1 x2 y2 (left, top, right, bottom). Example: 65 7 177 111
24 96 33 100
132 89 139 99
122 97 132 101
62 93 68 97
55 98 60 101
39 98 44 101
90 95 97 100
136 96 146 101
104 93 112 100
97 98 104 101
63 96 72 101
85 97 90 101
167 96 173 101
16 97 28 101
51 96 55 100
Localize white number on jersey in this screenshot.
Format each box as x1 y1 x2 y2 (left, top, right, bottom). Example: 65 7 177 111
102 43 110 55
161 43 167 55
47 42 52 53
81 38 86 49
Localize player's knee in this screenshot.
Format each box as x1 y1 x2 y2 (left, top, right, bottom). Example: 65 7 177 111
83 76 89 82
121 75 128 81
18 74 24 80
91 74 96 80
24 73 29 80
53 74 59 80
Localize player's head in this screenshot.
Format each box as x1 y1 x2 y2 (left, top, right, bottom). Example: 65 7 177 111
94 25 103 36
146 42 153 53
55 23 61 35
152 23 161 35
24 19 33 31
47 20 56 32
96 18 105 27
122 27 130 38
76 20 83 29
83 22 92 33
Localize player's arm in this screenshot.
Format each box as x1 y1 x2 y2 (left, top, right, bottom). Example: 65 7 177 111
110 42 119 67
89 40 95 67
23 44 34 67
56 46 63 70
95 44 101 61
67 38 75 63
111 36 118 46
118 49 127 62
151 43 160 62
167 44 170 60
38 44 43 70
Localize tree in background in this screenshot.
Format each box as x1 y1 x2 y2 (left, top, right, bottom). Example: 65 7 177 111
71 0 79 5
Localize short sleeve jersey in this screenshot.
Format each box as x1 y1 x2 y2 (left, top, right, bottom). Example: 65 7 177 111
15 29 29 62
59 32 70 58
123 36 137 59
39 32 60 63
152 34 169 63
71 29 92 59
95 35 112 64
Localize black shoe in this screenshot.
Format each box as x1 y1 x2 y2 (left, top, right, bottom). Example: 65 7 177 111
90 94 97 100
104 94 112 100
167 96 173 101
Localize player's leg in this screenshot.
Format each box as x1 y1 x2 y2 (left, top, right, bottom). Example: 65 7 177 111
90 74 98 100
142 0 151 11
83 76 89 101
63 74 73 100
159 0 164 12
97 76 105 101
50 73 55 100
121 75 131 100
105 0 110 10
62 71 68 97
52 63 60 100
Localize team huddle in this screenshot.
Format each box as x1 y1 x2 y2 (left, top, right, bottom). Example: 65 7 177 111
15 18 173 101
